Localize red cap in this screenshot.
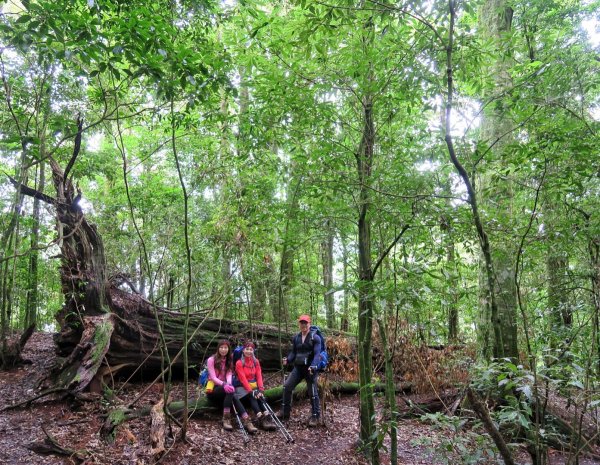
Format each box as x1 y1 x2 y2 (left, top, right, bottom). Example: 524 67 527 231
298 314 311 324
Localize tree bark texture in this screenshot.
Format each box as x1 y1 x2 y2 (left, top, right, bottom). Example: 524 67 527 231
25 161 44 329
467 388 516 465
356 93 379 464
321 222 335 329
478 0 519 360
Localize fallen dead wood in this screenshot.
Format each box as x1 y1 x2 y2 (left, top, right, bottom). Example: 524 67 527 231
467 388 516 465
396 389 460 418
150 399 166 457
27 425 87 463
543 389 600 447
0 386 68 412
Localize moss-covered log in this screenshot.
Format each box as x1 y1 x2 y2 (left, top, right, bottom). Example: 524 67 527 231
121 382 406 420
101 381 402 439
44 314 114 392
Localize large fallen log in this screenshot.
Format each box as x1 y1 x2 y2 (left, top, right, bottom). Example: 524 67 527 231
11 124 356 396
54 291 300 378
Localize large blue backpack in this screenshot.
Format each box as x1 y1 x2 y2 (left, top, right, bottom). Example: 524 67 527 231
309 325 328 371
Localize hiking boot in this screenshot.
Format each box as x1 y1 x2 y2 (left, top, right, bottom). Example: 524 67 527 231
261 413 276 431
308 415 319 428
276 410 289 421
222 414 233 431
242 417 258 434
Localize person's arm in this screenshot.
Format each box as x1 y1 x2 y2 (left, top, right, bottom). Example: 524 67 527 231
286 335 297 364
236 359 253 392
207 356 224 386
222 368 235 393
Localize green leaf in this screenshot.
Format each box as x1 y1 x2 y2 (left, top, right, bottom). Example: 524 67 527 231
16 14 32 24
569 379 584 389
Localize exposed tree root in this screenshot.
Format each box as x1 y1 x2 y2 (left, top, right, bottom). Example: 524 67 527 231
0 324 35 369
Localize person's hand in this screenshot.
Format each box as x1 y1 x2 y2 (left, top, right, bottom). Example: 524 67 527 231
253 389 264 399
309 365 318 375
282 357 288 366
224 383 235 394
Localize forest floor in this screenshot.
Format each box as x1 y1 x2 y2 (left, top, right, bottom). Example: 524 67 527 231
1 332 599 465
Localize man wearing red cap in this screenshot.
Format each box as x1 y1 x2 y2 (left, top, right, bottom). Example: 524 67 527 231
280 314 321 427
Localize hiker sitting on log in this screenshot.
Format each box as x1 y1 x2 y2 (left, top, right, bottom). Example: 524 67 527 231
233 340 276 432
205 339 243 431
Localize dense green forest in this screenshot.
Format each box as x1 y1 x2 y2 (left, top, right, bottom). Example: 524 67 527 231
1 0 599 463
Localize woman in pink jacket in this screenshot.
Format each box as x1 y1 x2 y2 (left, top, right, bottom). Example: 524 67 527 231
205 339 241 431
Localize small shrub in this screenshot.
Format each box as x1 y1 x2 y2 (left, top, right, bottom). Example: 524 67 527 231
414 412 499 464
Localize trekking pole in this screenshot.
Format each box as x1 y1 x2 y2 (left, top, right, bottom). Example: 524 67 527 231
260 399 294 443
310 371 319 418
321 370 328 425
232 403 250 443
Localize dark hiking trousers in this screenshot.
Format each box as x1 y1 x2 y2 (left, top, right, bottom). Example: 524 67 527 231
207 385 243 412
282 365 320 418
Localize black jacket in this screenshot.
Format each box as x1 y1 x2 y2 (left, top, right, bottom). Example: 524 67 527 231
286 331 321 367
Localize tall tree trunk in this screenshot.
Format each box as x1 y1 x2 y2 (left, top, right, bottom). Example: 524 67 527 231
377 317 398 465
217 89 234 319
478 0 518 360
444 0 504 361
166 273 175 310
356 94 379 464
584 214 600 376
137 251 146 296
221 249 234 319
546 201 572 337
170 96 194 438
251 272 266 321
547 253 571 327
265 254 279 322
592 249 600 377
340 235 350 332
1 154 28 360
25 161 45 328
275 177 302 324
441 214 459 343
321 221 335 329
